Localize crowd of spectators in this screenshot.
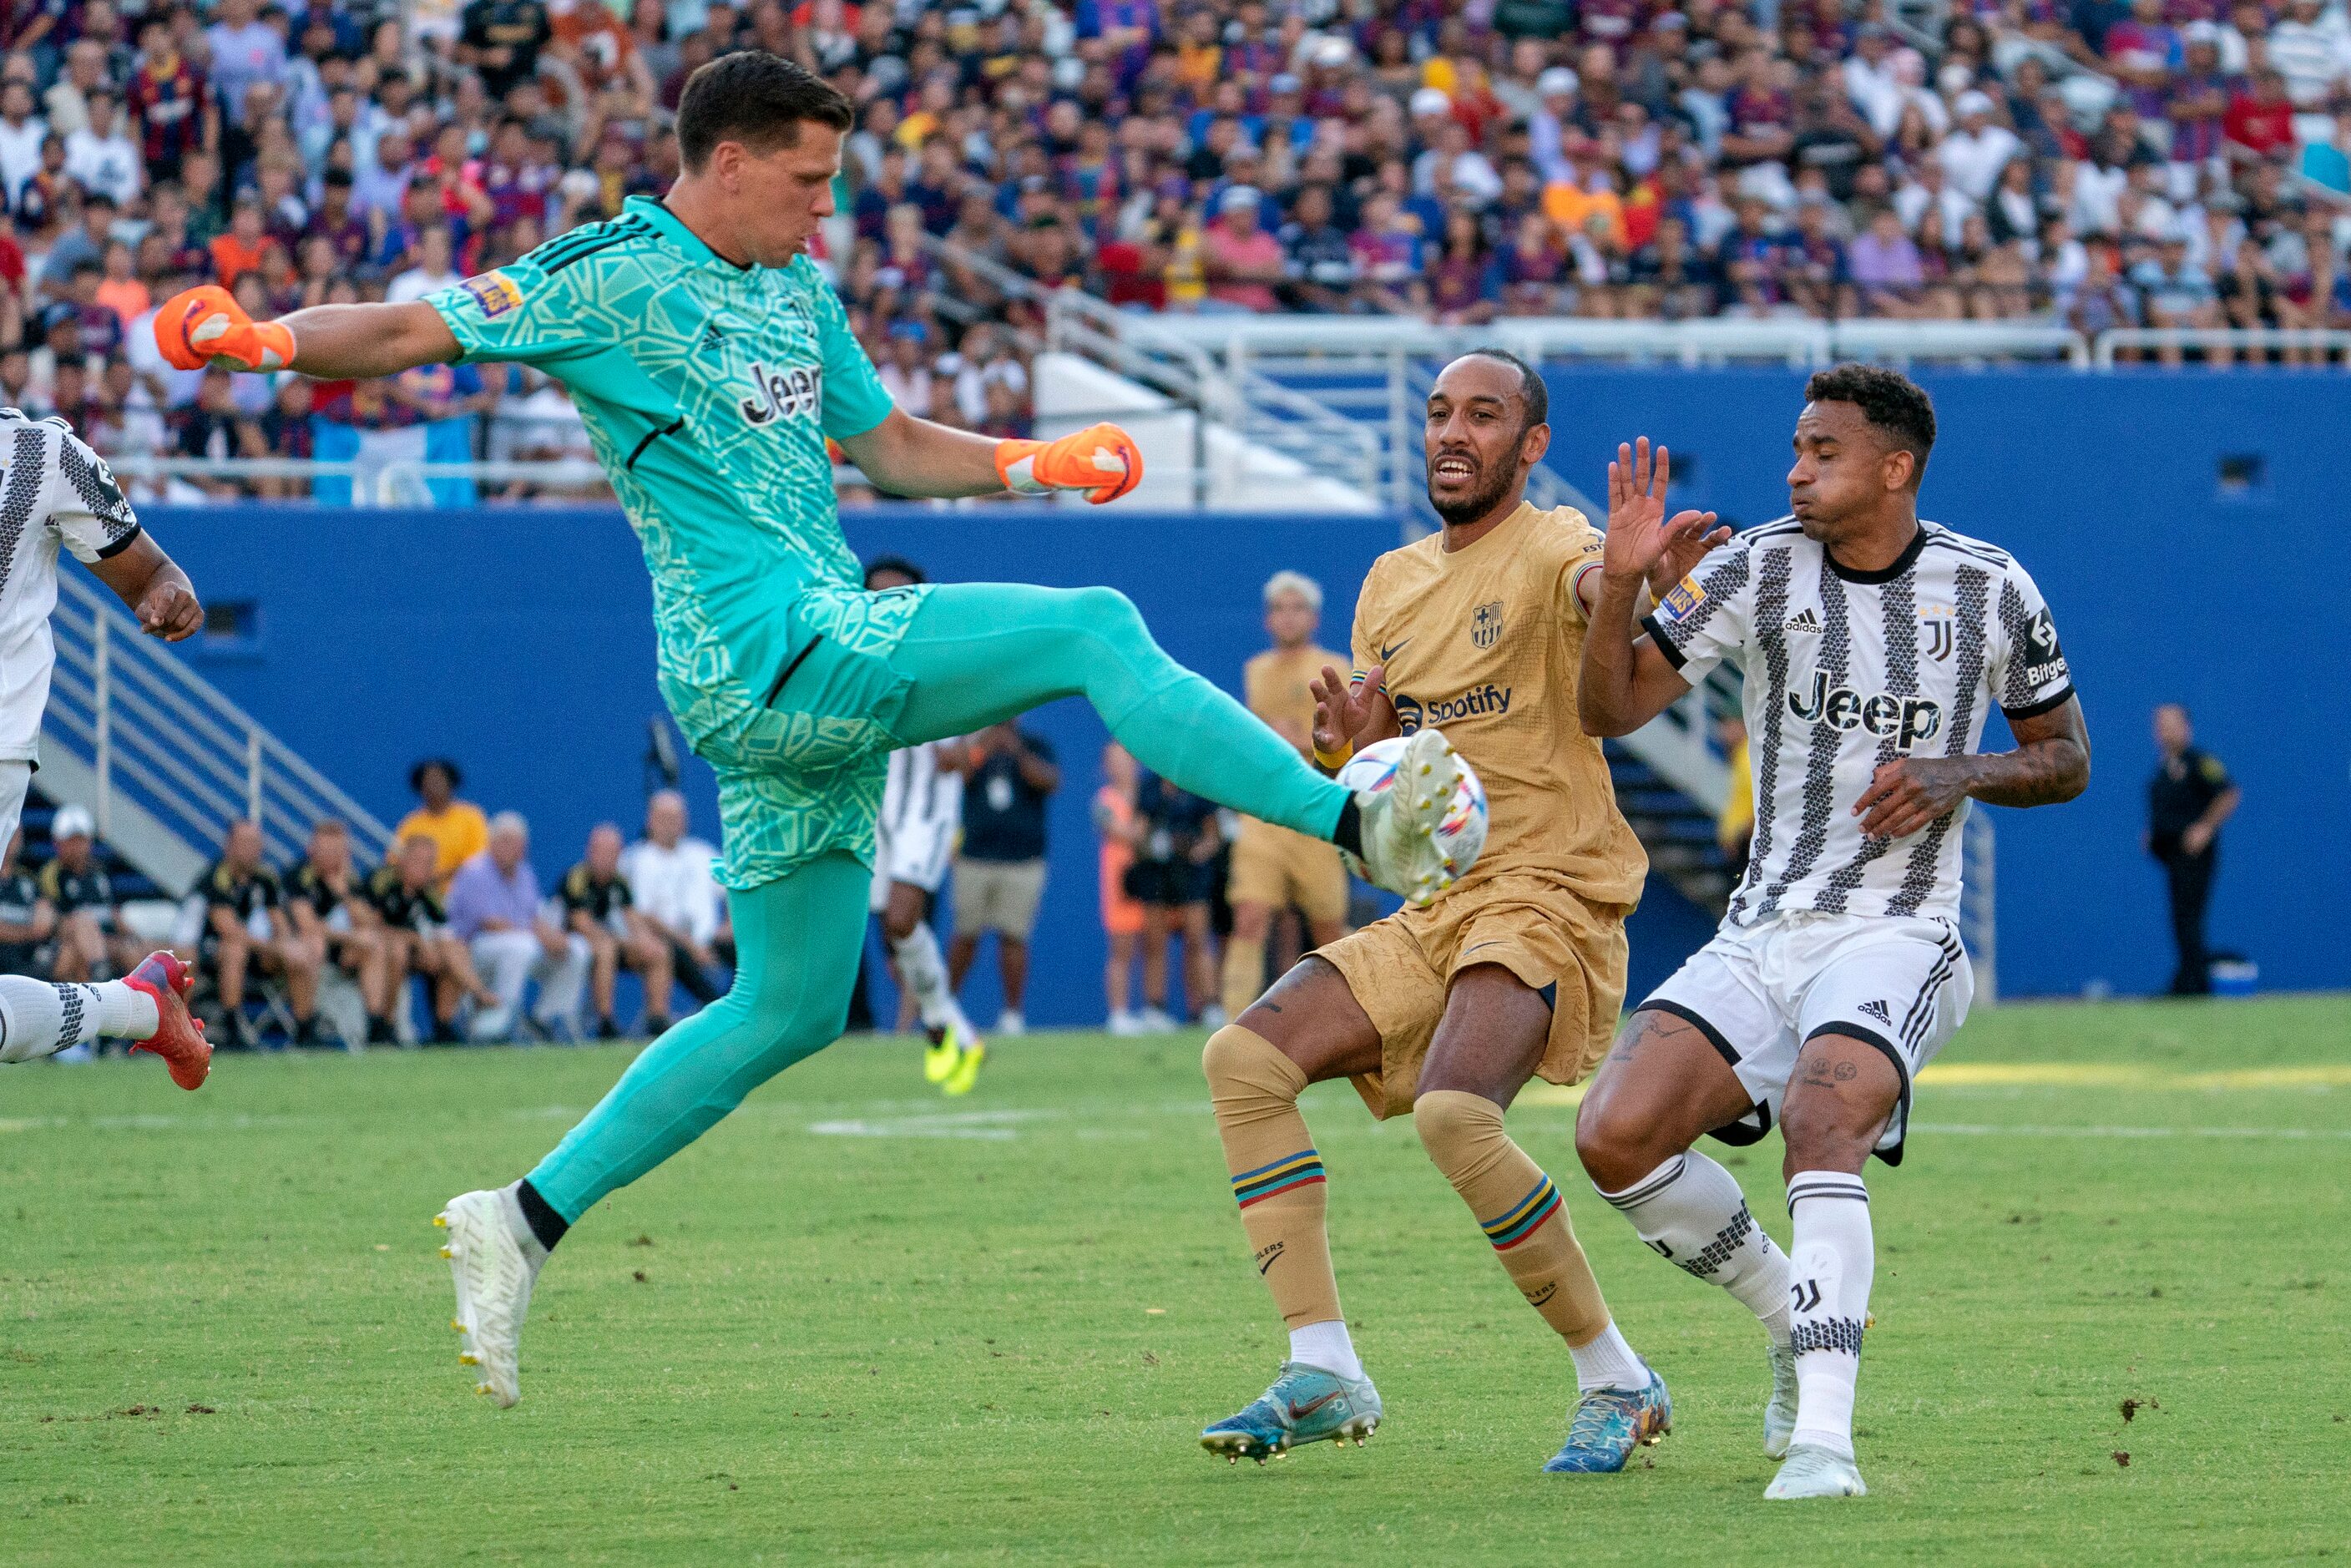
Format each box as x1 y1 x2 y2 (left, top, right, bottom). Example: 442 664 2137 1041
0 0 2345 509
7 761 734 1053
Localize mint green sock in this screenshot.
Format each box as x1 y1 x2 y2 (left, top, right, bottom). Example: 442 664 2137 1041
527 851 868 1222
887 582 1350 839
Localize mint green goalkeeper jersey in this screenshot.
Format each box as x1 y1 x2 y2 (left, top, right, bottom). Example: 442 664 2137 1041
426 195 921 888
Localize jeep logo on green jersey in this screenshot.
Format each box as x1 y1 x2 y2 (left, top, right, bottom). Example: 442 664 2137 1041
741 361 820 426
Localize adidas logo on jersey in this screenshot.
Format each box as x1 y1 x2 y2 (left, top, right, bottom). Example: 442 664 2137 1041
1785 609 1823 635
1858 999 1893 1026
699 321 726 354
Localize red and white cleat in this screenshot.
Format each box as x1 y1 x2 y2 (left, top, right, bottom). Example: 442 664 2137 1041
124 950 210 1090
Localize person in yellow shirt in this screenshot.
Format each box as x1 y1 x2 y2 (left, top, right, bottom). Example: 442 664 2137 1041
396 758 490 887
1220 571 1352 1021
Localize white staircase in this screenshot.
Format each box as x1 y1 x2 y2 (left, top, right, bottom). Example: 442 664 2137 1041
42 574 392 895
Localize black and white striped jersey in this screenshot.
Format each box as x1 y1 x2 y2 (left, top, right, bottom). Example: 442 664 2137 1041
1643 518 2074 926
0 410 142 762
875 740 964 890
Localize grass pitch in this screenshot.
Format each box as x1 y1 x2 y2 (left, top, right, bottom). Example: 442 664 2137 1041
3 995 2348 1564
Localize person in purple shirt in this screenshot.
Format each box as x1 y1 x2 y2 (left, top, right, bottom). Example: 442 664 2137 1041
446 811 589 1043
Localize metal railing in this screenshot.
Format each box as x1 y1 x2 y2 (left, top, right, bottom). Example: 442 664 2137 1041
43 573 393 893
2091 327 2351 367
106 454 611 505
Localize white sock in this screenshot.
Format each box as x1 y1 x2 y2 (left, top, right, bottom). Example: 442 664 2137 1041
1567 1319 1646 1393
0 975 159 1063
1288 1318 1364 1382
1784 1171 1873 1459
888 923 975 1038
1600 1151 1792 1348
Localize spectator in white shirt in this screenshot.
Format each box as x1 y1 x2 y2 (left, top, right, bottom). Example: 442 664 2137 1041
1843 24 1909 139
620 789 731 1008
43 39 106 138
875 321 935 417
2268 0 2351 106
0 80 47 203
1937 91 2025 203
1528 67 1580 187
204 0 290 130
63 89 141 207
1895 158 1976 250
387 225 462 305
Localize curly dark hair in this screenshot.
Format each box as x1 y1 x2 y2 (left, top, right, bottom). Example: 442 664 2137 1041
1803 363 1936 488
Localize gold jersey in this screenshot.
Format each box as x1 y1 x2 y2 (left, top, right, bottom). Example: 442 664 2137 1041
1350 501 1646 907
1244 642 1345 756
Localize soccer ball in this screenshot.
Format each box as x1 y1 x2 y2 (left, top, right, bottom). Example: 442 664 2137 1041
1334 734 1489 885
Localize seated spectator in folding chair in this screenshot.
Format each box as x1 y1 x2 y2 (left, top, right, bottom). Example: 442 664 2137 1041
0 828 56 979
620 788 730 1007
396 758 491 888
445 811 589 1042
39 804 139 983
561 822 675 1039
368 832 498 1043
200 819 320 1047
286 818 390 1045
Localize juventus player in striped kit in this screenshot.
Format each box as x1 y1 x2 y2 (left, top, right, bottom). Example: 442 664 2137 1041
0 409 211 1088
1574 367 2090 1500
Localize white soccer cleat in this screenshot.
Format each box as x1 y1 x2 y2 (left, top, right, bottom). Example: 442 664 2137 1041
1353 728 1472 907
435 1187 544 1409
1764 1441 1868 1500
1763 1340 1800 1459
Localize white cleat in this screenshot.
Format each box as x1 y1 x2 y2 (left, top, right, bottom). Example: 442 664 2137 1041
1764 1442 1868 1500
1354 728 1470 908
1763 1340 1800 1459
436 1187 544 1409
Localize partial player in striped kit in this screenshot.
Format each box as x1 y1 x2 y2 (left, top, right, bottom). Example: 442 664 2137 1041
0 409 211 1089
865 556 984 1095
1575 367 2091 1500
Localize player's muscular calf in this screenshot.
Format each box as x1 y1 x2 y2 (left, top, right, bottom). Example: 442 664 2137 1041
1775 1033 1902 1180
1575 1009 1760 1192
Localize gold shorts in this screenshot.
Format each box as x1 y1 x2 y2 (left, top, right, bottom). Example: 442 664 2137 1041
1316 871 1631 1120
1226 817 1350 928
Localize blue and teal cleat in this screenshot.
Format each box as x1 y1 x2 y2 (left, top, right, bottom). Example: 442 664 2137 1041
1542 1367 1672 1473
1200 1362 1382 1464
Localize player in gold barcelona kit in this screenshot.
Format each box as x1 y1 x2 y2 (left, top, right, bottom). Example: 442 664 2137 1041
1196 351 1729 1471
1219 570 1354 1023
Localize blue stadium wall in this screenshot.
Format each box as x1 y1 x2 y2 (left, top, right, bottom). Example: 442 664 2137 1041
139 367 2349 1016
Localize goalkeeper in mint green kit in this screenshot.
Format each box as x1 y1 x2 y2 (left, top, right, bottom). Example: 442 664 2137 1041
155 52 1475 1407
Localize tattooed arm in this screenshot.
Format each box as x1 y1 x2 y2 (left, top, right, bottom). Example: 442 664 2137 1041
1851 696 2091 839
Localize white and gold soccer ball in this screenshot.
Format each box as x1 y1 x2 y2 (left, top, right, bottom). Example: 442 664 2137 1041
1333 735 1489 885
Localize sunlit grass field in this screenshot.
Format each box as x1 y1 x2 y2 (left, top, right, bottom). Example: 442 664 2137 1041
3 994 2346 1563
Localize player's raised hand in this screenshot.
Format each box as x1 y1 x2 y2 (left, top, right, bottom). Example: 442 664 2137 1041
1312 661 1378 761
994 422 1143 504
1603 438 1718 594
154 286 296 372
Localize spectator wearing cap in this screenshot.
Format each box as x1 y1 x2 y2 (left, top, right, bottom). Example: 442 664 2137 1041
397 760 492 888
1201 185 1285 313
38 803 136 984
1937 91 2024 205
446 811 588 1042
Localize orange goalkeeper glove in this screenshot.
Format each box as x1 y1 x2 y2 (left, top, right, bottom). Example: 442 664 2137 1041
154 285 296 372
993 421 1142 504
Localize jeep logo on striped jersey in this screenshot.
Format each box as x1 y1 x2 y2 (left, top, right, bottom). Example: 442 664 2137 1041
741 360 820 426
1787 671 1943 751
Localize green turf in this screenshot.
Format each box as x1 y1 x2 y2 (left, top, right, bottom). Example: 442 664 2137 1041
3 995 2347 1564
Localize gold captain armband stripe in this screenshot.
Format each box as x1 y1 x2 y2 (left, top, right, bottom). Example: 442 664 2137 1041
1312 740 1354 771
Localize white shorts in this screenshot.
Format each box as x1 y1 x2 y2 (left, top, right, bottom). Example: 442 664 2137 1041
1641 910 1974 1166
870 814 957 911
0 761 26 853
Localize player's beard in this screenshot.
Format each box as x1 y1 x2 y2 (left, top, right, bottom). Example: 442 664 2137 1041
1428 440 1522 527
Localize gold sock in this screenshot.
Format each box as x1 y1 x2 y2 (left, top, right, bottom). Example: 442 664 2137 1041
1202 1024 1342 1329
1219 934 1268 1021
1413 1089 1610 1345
